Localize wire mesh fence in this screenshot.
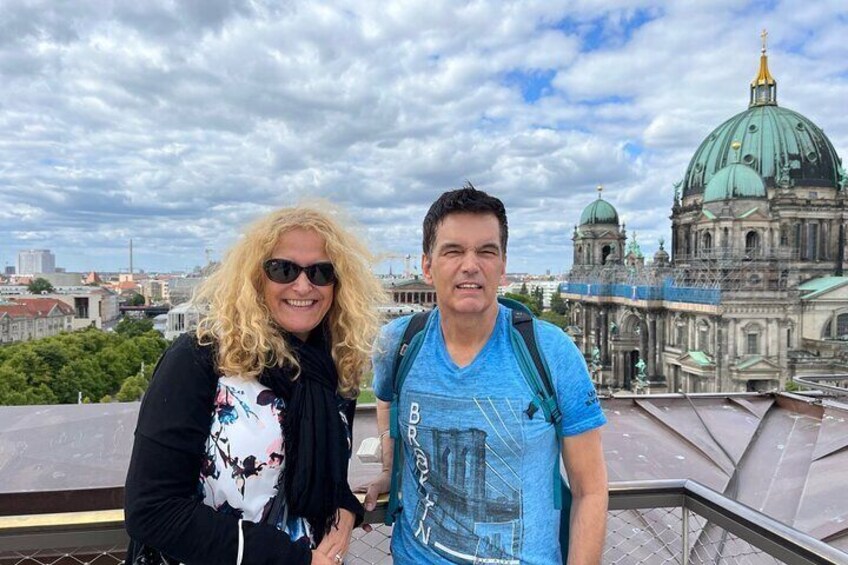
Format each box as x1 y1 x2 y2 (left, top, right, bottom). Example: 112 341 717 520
604 508 783 564
0 508 826 564
0 546 124 565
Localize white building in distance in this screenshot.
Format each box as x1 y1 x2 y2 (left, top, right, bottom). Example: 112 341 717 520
17 249 56 275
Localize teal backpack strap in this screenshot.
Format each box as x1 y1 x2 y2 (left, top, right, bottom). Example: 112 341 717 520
502 298 572 560
385 311 431 526
507 306 562 430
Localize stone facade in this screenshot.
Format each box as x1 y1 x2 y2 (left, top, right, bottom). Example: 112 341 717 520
0 298 74 344
565 46 848 394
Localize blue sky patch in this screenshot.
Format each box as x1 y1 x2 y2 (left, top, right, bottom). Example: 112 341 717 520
623 142 644 159
552 8 661 52
503 69 556 103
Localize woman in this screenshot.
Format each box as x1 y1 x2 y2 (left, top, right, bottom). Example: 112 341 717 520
124 205 385 565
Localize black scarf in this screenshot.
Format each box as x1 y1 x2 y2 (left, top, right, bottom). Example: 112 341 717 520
259 324 348 538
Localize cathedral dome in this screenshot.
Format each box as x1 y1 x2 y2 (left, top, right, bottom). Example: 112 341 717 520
681 41 843 199
703 163 766 202
580 188 619 226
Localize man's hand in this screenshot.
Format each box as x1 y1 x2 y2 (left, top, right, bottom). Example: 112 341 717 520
315 509 355 563
353 470 391 532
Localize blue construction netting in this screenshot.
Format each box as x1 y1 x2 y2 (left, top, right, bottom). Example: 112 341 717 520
560 280 721 305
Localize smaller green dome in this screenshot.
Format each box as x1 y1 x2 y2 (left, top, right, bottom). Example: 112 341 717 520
703 164 766 202
580 198 619 226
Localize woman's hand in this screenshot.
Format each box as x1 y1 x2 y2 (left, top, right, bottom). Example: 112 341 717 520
316 508 355 563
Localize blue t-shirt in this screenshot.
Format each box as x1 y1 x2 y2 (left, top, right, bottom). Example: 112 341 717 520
373 304 606 564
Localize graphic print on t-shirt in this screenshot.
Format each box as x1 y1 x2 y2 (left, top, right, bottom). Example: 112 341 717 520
403 391 524 564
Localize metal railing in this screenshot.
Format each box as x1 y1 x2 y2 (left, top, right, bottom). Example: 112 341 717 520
793 374 848 397
0 480 845 564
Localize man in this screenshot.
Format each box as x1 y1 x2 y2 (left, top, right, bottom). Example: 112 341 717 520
364 185 608 564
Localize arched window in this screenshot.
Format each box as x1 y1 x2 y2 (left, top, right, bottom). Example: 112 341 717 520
838 313 848 339
601 244 612 265
743 323 763 354
745 231 760 254
703 232 713 254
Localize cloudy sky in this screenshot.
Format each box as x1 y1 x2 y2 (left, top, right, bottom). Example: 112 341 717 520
1 0 847 275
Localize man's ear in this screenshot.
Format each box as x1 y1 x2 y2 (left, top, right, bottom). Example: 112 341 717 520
422 253 433 284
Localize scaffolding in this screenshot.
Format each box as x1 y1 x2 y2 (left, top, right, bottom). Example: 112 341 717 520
565 246 799 305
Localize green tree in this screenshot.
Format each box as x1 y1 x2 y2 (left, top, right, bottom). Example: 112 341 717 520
532 286 544 312
54 358 109 403
126 293 146 306
550 291 568 316
540 311 568 330
116 316 154 338
0 366 57 405
519 282 529 295
116 374 149 401
31 341 70 375
4 348 52 389
27 277 55 294
503 292 541 316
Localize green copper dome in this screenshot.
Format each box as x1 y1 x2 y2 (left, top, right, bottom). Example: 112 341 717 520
682 105 841 198
682 46 842 198
580 197 619 226
703 164 766 202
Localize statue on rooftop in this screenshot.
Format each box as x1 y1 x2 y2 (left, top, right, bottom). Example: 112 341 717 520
589 346 602 383
634 357 648 393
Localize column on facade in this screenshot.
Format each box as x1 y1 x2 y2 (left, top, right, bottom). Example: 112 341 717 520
639 317 649 373
647 313 657 376
766 318 775 357
822 221 830 260
727 319 736 360
582 306 591 353
594 309 602 349
600 309 609 365
655 315 665 379
828 219 835 260
801 219 808 260
714 317 725 391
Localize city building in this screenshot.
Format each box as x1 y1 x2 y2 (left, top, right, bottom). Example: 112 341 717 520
0 298 74 343
141 279 167 304
16 249 56 275
40 272 85 287
382 277 437 308
0 286 121 330
166 277 204 305
564 41 848 394
499 280 562 308
164 301 204 340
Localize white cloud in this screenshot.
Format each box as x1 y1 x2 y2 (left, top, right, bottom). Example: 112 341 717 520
0 0 845 274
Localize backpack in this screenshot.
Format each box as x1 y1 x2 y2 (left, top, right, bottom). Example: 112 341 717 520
384 296 573 558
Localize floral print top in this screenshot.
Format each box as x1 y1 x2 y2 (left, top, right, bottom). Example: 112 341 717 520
200 376 311 544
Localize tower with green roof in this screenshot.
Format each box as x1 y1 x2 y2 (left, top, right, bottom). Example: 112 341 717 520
573 185 626 269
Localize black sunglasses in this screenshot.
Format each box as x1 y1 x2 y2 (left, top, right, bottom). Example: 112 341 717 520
263 258 337 286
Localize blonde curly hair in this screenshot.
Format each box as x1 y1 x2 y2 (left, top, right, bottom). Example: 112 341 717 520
195 203 386 398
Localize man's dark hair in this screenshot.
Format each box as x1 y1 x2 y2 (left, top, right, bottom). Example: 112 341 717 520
422 182 508 255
